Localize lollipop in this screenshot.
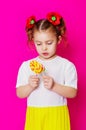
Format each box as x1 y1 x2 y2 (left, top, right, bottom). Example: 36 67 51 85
30 60 45 74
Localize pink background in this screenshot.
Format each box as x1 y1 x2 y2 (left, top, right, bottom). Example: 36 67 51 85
0 0 86 130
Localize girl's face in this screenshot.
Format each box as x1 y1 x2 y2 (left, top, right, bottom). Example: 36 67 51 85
33 29 58 60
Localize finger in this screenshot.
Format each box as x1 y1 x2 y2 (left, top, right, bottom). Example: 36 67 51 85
44 78 49 81
32 79 39 82
31 78 39 81
30 75 39 79
44 82 48 86
43 76 49 79
33 81 39 86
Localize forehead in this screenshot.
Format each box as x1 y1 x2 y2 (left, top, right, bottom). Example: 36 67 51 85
33 29 57 41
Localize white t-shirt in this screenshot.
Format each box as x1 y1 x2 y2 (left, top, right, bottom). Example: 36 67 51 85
16 56 77 107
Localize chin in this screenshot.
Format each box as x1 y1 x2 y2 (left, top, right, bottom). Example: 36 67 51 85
41 55 55 60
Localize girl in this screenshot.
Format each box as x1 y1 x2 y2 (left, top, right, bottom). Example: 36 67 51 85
16 12 78 130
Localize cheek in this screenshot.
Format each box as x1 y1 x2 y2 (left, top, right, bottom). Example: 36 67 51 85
51 44 57 50
34 44 38 51
35 45 41 52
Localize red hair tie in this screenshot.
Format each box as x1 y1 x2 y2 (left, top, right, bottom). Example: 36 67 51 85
26 16 36 30
46 12 62 25
26 12 61 31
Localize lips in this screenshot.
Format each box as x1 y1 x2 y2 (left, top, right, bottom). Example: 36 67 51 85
42 53 49 56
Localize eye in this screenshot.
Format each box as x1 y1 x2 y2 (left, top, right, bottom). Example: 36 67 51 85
35 42 42 46
36 43 42 46
47 42 52 45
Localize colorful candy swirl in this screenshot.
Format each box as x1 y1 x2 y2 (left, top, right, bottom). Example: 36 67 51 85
30 60 45 74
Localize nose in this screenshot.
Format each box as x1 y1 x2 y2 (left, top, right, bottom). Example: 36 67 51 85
42 44 47 51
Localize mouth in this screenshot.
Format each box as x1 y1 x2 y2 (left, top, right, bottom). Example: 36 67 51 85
42 53 49 56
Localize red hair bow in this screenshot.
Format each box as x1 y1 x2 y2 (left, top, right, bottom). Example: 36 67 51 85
46 12 62 25
26 16 36 30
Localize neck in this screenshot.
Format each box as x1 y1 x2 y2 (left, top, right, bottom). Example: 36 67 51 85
38 54 57 61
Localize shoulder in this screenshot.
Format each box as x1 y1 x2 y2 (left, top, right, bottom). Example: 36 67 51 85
19 57 37 69
57 56 78 81
57 56 76 69
21 57 37 66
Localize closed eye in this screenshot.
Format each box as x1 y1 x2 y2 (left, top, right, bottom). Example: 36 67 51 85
35 42 42 46
47 42 52 45
36 43 42 46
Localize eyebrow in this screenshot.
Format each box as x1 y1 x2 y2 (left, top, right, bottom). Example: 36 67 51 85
35 40 53 43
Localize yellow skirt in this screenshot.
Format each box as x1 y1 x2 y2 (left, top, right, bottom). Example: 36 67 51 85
24 105 70 130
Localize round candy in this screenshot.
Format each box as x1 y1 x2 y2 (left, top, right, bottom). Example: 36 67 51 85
30 60 45 74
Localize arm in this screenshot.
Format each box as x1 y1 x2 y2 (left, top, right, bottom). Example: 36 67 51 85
52 82 77 98
16 75 40 98
43 75 77 98
16 84 34 98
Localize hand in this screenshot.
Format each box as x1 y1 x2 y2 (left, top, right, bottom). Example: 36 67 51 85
28 75 40 90
43 75 54 90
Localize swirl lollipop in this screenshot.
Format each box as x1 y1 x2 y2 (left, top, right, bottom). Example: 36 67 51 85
30 60 45 74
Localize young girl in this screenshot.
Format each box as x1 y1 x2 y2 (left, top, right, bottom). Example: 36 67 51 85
16 12 78 130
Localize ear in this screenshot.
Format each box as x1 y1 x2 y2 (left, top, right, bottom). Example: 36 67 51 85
58 36 62 44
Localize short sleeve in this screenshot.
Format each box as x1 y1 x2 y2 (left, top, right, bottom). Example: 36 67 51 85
64 62 78 89
16 62 28 88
